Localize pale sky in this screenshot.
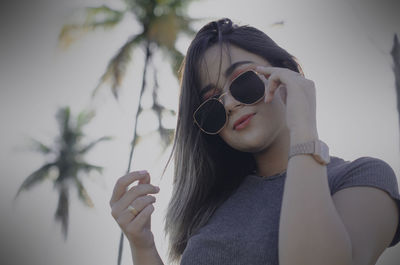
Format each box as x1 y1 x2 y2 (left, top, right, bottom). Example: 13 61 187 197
1 0 400 264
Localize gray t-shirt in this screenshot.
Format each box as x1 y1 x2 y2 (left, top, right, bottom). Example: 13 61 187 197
180 156 400 265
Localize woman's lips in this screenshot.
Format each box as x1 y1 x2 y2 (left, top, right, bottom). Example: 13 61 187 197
233 113 255 130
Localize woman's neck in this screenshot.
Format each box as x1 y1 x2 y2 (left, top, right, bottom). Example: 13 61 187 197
253 127 290 178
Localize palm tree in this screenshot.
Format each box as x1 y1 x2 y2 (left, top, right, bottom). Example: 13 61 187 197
14 106 111 239
58 1 198 263
59 0 196 151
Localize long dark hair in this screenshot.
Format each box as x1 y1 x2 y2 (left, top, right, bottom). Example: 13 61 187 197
164 18 301 264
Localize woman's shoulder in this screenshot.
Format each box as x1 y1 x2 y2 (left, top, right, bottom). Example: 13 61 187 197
327 155 396 179
327 155 399 201
327 155 400 248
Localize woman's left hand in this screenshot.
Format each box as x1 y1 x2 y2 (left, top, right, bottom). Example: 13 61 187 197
255 66 319 144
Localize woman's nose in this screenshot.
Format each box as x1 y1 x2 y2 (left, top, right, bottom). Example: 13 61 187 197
222 91 242 114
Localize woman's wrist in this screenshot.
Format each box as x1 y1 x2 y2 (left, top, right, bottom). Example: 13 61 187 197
130 241 164 265
289 127 319 146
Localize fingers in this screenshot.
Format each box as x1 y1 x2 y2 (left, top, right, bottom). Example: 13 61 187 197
265 73 282 103
138 171 150 185
126 204 155 234
115 195 156 227
109 170 160 248
113 183 160 213
110 170 150 206
255 66 303 103
256 66 301 81
110 170 159 221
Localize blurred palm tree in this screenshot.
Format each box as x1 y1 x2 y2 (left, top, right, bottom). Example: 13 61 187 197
58 0 198 264
59 0 196 151
14 106 111 239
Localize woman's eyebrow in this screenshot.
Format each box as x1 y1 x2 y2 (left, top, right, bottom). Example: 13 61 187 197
224 60 253 77
199 60 253 97
199 84 215 98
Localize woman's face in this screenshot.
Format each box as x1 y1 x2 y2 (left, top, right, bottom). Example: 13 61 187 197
198 44 288 153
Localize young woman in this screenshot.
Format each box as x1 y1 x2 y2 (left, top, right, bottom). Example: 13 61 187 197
110 18 400 265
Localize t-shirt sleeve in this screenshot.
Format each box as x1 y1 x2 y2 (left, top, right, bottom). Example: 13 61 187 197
329 156 400 248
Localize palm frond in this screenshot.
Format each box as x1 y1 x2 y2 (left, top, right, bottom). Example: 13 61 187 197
74 177 94 208
92 34 144 99
55 183 69 240
150 66 176 150
147 13 180 49
58 24 91 50
167 46 184 78
77 162 103 174
80 136 112 154
28 138 53 154
159 127 175 150
151 65 163 128
125 0 155 23
76 109 96 130
175 13 197 36
15 163 56 199
58 5 126 49
84 5 126 27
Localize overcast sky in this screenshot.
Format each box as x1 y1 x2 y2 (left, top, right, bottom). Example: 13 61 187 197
1 0 400 264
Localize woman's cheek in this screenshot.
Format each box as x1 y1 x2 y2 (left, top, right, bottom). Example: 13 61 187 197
219 130 244 150
218 131 234 147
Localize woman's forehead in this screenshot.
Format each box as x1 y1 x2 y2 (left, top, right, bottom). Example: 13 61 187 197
198 44 270 89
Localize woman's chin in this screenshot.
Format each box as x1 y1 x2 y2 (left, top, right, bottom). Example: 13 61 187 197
226 134 273 153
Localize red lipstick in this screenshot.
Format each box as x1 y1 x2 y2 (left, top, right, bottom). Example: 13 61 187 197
233 113 255 130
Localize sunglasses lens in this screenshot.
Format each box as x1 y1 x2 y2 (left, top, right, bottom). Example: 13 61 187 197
194 99 226 134
230 71 265 104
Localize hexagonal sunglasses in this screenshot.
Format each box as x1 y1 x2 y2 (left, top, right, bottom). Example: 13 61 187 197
193 70 267 134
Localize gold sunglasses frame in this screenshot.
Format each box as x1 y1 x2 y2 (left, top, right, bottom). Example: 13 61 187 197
193 69 267 135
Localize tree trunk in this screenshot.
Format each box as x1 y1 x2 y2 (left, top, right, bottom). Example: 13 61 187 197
391 34 400 130
117 42 152 265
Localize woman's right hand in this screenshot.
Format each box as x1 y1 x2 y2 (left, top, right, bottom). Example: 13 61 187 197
110 170 160 250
